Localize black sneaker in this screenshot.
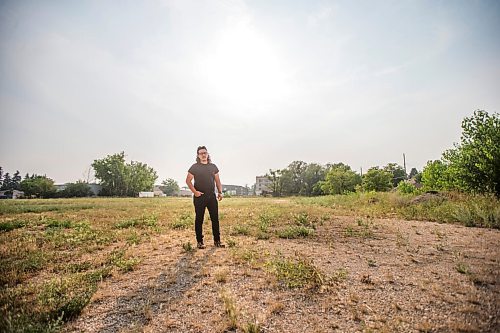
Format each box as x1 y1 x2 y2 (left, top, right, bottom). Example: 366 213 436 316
197 242 206 249
214 241 225 248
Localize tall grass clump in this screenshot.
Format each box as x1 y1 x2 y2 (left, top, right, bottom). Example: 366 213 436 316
171 212 193 229
115 213 158 229
299 191 500 229
277 225 314 239
266 256 325 289
220 289 238 330
0 219 25 232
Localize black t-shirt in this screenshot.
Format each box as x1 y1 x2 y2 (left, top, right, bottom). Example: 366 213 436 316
188 163 219 194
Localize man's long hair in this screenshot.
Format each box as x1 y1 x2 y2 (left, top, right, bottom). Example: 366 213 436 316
196 145 211 164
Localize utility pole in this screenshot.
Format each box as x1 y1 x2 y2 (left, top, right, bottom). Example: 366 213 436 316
403 153 407 179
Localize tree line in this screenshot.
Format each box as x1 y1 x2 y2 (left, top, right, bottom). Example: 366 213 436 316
0 152 176 198
265 161 414 196
421 110 499 196
2 110 497 198
265 110 498 197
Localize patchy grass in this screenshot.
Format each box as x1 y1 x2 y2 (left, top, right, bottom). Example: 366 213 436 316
220 289 238 330
0 219 26 232
243 319 263 333
0 198 191 331
456 262 471 275
295 192 500 229
277 225 314 239
115 213 158 229
231 224 251 236
0 195 498 332
182 242 194 253
0 200 95 215
227 239 237 248
172 212 193 229
265 256 326 289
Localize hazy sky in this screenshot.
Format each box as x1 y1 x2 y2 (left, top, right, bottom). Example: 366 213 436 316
1 0 499 187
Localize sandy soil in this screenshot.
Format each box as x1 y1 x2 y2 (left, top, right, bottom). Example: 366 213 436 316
64 216 499 333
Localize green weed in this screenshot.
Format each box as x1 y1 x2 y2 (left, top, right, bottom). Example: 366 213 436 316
277 225 314 239
115 213 158 229
266 256 325 289
182 242 194 253
172 213 193 229
456 262 470 274
331 268 349 282
231 224 250 236
0 219 25 232
344 220 374 238
126 231 141 245
115 257 140 272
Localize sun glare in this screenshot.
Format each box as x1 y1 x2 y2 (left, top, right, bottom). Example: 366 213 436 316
200 23 290 107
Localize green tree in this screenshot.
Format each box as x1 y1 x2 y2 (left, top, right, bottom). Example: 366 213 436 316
126 161 158 196
267 169 282 197
59 181 93 197
362 167 392 192
286 161 308 195
302 163 326 196
320 163 361 195
279 168 295 196
92 152 128 196
20 175 56 198
92 152 157 196
383 163 407 187
161 178 180 196
1 172 11 190
421 160 453 191
409 167 419 179
12 171 22 190
443 110 500 196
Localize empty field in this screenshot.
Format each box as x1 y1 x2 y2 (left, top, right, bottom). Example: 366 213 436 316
1 196 499 332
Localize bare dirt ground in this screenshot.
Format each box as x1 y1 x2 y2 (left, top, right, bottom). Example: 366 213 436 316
64 216 499 333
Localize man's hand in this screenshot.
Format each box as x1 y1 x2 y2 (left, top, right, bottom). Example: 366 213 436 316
194 191 204 197
217 193 223 201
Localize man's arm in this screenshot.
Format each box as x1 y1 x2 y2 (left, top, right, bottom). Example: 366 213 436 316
214 173 223 201
186 172 203 196
214 173 222 194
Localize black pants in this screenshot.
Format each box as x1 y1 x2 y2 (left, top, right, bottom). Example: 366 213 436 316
193 194 220 243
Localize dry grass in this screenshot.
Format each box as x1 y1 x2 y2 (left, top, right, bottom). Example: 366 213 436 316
0 196 499 332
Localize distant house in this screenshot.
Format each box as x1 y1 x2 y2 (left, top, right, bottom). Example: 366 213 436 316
138 192 155 198
54 184 67 192
222 184 250 196
88 184 102 196
407 178 423 189
0 190 24 199
55 183 101 196
178 187 193 197
255 176 272 196
152 185 166 197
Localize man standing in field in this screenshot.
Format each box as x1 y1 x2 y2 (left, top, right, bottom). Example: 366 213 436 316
186 146 225 249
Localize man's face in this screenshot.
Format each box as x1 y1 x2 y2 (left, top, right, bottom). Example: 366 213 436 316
198 149 208 163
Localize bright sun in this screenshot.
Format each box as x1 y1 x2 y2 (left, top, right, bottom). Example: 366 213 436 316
200 23 290 107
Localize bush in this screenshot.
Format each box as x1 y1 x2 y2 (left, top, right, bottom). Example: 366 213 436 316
266 256 325 289
397 181 420 194
57 182 94 198
277 225 314 239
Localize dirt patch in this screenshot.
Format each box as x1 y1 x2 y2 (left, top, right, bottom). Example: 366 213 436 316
409 192 445 204
64 217 500 333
